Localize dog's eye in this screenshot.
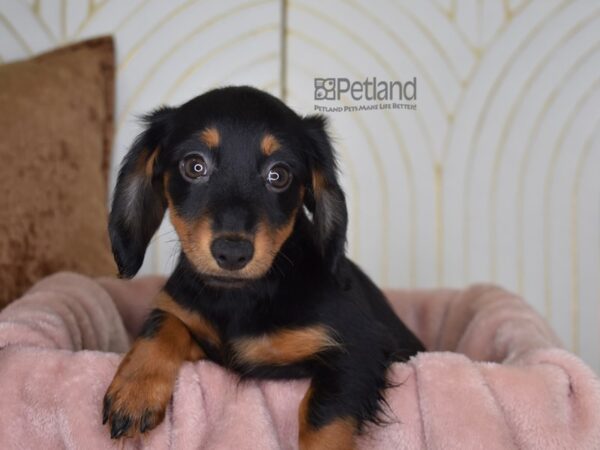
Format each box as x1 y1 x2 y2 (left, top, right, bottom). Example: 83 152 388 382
265 163 292 192
180 154 209 182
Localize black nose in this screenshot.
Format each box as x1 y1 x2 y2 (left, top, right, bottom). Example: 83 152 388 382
210 238 254 271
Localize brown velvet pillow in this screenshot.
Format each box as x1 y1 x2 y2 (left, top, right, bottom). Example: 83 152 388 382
0 36 117 307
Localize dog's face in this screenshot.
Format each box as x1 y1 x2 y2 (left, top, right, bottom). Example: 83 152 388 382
163 119 308 284
109 87 347 285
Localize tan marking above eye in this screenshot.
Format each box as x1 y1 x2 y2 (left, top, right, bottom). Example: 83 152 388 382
232 325 341 366
261 133 281 156
199 126 220 148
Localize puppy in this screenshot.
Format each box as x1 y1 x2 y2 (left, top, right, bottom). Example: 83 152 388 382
102 86 424 449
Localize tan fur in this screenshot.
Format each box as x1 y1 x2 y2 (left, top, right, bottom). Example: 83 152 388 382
155 291 221 348
299 417 357 450
122 147 160 225
260 133 281 156
299 387 357 450
232 325 340 365
298 386 314 436
312 170 326 197
167 190 299 280
144 147 159 178
199 126 220 148
104 304 203 436
163 160 303 280
249 212 297 277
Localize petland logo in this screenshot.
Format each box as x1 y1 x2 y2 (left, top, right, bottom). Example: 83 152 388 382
313 77 417 113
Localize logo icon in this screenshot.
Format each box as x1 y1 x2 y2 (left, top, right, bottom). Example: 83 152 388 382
314 78 336 100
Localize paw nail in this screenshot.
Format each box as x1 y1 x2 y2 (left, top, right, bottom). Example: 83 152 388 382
110 413 132 439
140 410 152 433
102 396 112 425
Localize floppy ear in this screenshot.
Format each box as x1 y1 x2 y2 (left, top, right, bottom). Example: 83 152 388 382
302 114 348 276
109 107 174 278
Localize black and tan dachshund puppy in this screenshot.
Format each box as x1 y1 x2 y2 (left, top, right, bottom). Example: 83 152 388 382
102 86 424 449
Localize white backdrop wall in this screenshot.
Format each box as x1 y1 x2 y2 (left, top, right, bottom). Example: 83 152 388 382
1 0 598 372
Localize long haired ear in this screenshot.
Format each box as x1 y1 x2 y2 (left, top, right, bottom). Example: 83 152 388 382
302 115 348 276
109 107 174 278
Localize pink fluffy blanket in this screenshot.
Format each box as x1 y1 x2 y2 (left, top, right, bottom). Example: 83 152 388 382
0 273 599 449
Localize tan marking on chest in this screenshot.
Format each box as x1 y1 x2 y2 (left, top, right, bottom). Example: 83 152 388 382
232 325 340 366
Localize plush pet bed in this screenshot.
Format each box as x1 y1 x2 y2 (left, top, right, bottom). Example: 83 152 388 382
0 272 598 449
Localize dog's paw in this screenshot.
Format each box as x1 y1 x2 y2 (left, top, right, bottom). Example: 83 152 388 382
102 369 174 439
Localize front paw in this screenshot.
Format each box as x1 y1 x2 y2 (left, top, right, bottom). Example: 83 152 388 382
102 370 174 439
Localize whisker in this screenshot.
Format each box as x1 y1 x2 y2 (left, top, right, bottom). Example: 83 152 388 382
271 260 285 277
279 250 294 266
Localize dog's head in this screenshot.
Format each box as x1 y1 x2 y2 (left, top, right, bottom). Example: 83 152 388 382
109 86 347 286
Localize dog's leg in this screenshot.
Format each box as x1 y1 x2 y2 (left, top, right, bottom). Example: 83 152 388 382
298 349 391 450
298 383 357 450
103 305 204 439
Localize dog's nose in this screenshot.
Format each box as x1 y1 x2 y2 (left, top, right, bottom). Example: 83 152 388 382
210 238 254 271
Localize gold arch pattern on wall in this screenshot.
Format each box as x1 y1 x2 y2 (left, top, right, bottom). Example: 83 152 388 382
115 0 275 127
0 0 598 372
461 0 572 282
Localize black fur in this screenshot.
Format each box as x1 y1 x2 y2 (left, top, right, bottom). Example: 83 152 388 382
109 107 174 278
138 309 167 339
108 86 425 436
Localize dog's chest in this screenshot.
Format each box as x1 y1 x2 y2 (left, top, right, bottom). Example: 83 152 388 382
193 320 336 371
